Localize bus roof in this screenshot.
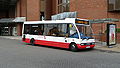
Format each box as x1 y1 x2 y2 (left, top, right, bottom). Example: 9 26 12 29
24 18 76 24
24 18 89 25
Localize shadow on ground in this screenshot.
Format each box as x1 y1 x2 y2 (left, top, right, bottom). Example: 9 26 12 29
25 44 95 52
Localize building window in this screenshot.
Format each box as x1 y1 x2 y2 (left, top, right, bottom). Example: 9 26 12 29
58 0 70 13
108 0 120 11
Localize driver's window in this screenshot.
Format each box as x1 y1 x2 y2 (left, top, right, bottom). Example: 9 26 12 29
69 24 77 35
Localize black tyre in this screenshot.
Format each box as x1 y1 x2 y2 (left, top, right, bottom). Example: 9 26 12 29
30 38 35 46
22 35 26 41
69 43 78 52
88 47 94 50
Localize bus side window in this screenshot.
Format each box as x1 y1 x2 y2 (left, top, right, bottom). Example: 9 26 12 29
33 28 39 35
24 25 31 34
57 24 69 37
38 28 43 35
30 24 44 35
48 27 59 36
45 24 69 37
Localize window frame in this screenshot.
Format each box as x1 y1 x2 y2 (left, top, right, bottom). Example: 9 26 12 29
58 0 70 13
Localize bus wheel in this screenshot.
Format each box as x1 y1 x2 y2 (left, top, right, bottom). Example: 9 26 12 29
30 38 35 46
69 43 78 52
88 48 94 50
22 35 26 41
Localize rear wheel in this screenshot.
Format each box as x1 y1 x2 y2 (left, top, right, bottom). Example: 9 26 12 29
69 43 78 52
30 38 35 46
22 35 26 41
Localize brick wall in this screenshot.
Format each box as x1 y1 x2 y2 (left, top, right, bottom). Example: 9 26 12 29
52 0 57 15
14 0 120 40
16 0 40 21
70 0 108 19
45 0 52 20
117 33 120 43
16 0 20 17
70 0 77 12
69 0 120 43
17 23 23 36
20 0 27 17
108 13 120 28
101 33 120 44
26 0 40 21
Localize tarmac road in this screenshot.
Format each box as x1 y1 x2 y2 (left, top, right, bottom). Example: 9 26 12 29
0 37 120 68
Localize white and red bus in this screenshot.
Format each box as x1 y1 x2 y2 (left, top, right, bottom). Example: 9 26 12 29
22 18 95 51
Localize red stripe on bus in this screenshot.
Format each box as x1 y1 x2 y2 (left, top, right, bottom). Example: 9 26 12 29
35 39 70 48
23 38 69 48
22 38 95 49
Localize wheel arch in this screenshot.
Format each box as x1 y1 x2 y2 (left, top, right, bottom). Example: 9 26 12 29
30 38 35 43
69 42 77 48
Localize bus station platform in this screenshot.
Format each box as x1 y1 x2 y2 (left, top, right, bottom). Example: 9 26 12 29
0 36 120 52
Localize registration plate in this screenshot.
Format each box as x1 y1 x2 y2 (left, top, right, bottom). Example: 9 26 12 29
86 46 90 48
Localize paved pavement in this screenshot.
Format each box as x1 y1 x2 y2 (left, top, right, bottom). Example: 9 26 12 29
0 36 120 52
0 36 22 40
95 43 120 52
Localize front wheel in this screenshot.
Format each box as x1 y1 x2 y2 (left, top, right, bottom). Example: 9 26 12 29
88 47 94 50
69 43 78 52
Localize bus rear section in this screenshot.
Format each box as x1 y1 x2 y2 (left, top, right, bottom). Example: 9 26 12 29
22 18 95 51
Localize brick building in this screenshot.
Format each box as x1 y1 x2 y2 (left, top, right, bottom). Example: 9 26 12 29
0 0 41 36
0 0 120 42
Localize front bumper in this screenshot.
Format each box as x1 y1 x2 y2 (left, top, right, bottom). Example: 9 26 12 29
77 44 95 49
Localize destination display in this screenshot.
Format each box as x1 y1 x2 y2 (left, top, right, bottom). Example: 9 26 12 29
75 19 89 25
